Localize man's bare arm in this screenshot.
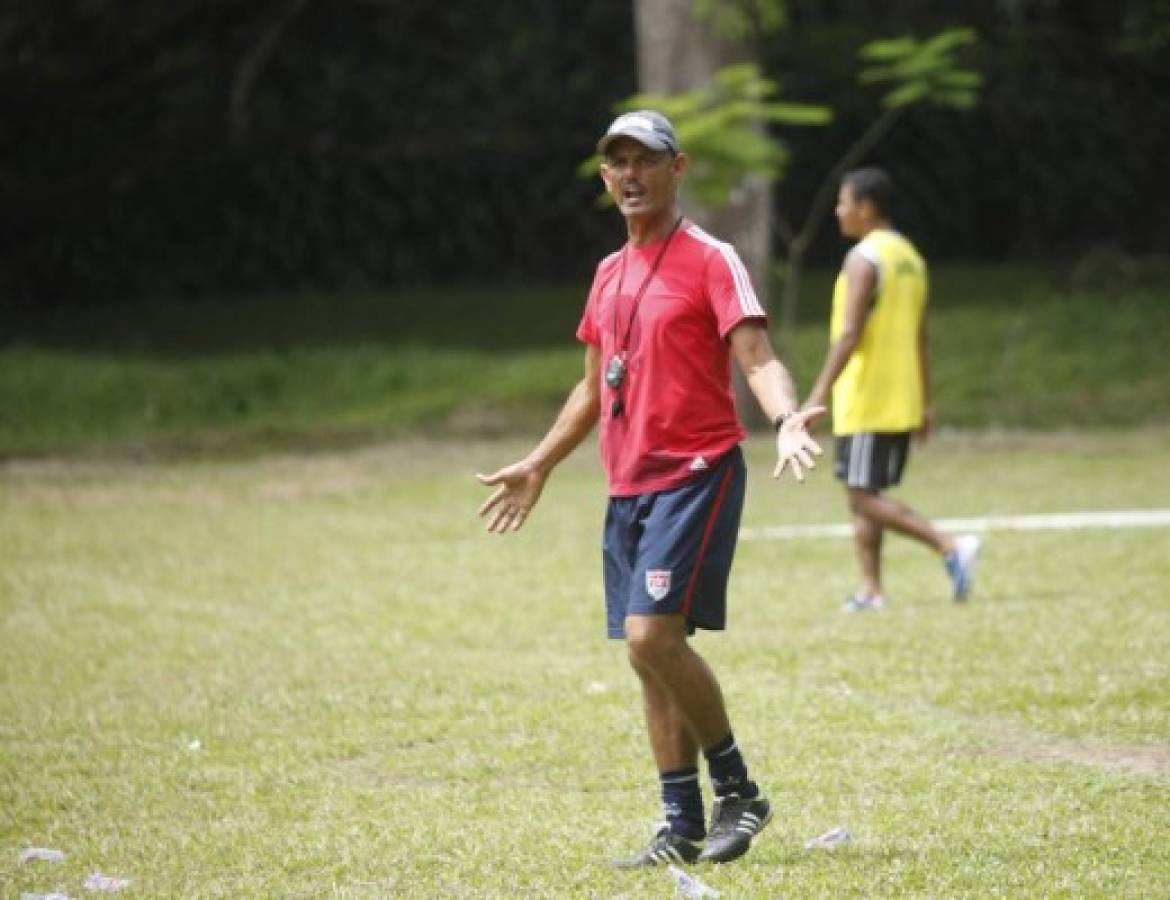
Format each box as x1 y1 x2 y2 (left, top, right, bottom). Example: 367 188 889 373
805 250 877 410
728 321 824 481
728 321 800 424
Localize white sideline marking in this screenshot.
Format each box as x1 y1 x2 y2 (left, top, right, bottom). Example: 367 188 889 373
741 509 1170 541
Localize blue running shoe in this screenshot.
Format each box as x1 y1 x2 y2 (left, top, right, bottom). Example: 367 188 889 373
944 534 981 601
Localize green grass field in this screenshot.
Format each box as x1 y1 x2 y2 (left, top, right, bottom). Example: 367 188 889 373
3 430 1168 897
4 264 1169 457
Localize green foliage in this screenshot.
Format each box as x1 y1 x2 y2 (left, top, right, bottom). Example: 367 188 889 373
2 2 637 303
8 4 1170 303
580 63 831 208
692 0 786 39
582 27 979 215
3 267 1170 458
859 28 983 110
8 4 1170 302
1114 0 1170 58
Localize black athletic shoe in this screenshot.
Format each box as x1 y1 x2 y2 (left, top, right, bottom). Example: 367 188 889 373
697 794 773 864
611 824 703 869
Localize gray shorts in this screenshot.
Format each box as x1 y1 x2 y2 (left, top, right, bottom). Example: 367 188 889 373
834 432 911 492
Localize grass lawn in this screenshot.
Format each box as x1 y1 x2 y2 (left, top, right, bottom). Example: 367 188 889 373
4 264 1169 457
2 430 1168 897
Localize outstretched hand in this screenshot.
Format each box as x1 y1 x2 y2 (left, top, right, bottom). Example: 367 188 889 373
773 406 825 482
476 461 547 534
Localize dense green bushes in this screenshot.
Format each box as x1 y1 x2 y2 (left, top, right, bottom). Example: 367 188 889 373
3 266 1168 457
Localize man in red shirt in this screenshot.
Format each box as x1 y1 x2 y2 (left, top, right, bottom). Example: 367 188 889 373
477 110 822 867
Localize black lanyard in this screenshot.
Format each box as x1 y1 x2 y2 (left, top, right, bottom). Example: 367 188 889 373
609 215 684 357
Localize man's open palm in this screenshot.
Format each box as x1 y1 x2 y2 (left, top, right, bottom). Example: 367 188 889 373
773 406 825 482
476 463 546 533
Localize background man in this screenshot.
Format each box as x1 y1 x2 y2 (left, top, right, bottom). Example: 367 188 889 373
804 167 980 611
477 110 822 867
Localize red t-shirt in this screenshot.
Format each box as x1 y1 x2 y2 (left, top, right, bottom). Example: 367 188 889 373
577 220 767 496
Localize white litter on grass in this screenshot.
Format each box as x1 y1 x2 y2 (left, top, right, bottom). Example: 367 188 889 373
586 681 609 695
741 508 1170 542
187 739 202 752
20 848 66 863
21 893 71 900
83 873 131 893
804 826 854 850
669 865 720 898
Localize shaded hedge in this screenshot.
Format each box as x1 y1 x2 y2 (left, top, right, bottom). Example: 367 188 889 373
2 0 1167 306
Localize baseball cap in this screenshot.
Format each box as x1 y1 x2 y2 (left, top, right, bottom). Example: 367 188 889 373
596 110 680 155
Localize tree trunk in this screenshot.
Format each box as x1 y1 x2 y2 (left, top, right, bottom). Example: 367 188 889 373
634 0 771 427
780 240 805 347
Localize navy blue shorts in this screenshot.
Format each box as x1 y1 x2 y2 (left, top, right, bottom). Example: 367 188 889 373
602 446 746 639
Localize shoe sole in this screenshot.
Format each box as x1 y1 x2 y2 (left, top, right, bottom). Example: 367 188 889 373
697 804 774 864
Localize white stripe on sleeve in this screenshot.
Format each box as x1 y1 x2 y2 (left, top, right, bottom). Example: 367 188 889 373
686 224 766 318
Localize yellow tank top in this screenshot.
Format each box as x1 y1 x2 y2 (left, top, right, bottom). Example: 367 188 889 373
829 229 927 435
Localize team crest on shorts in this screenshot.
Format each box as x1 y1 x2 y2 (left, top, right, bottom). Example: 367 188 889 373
646 569 672 601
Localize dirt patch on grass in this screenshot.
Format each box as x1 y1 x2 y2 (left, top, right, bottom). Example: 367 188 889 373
968 730 1170 777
